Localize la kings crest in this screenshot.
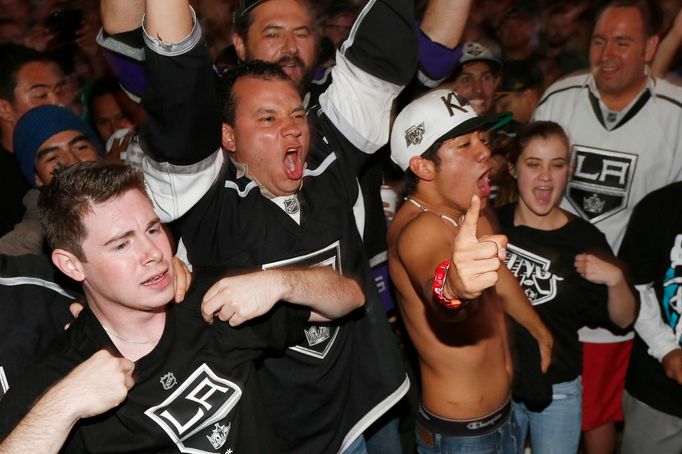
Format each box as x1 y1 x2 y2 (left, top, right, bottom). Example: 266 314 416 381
566 145 638 223
505 244 563 306
145 363 241 453
262 241 342 359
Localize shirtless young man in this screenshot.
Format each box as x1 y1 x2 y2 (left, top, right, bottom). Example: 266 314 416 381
388 89 550 453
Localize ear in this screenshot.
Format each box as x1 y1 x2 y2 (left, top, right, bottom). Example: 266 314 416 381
644 34 659 63
52 249 86 282
0 99 15 123
221 123 237 152
508 161 518 179
408 156 436 181
232 33 247 61
35 173 45 187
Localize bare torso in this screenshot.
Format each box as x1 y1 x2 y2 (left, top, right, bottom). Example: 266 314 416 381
388 201 512 419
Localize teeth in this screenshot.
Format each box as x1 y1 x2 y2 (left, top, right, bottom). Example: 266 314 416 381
145 273 164 285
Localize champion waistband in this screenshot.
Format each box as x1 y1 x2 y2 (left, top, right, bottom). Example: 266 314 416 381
416 397 511 437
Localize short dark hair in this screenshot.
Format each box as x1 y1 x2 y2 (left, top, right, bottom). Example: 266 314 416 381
38 161 147 261
0 43 51 102
216 59 293 125
402 140 443 197
595 0 663 37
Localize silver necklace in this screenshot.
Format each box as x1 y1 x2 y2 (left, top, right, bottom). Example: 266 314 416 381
406 197 462 228
102 326 161 345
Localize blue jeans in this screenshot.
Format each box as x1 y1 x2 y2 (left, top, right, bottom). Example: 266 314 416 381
512 377 582 454
415 412 522 453
343 435 368 454
366 415 402 453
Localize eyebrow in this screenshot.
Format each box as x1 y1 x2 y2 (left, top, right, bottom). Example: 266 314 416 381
262 24 310 33
27 78 66 91
35 135 90 162
103 218 161 247
68 135 90 146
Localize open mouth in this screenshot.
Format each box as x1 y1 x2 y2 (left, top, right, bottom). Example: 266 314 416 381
477 169 491 197
142 269 169 288
278 56 305 81
284 146 304 180
533 187 553 204
469 99 485 113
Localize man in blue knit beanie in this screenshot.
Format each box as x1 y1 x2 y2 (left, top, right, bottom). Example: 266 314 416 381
0 105 103 255
13 104 103 187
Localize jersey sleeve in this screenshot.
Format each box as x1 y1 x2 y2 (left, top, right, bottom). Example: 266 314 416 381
416 26 462 88
320 0 417 155
618 193 658 285
0 360 72 441
140 10 224 223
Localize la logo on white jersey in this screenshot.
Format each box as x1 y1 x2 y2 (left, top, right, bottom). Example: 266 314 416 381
566 145 638 223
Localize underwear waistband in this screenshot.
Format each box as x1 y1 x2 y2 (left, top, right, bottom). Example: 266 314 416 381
416 397 511 437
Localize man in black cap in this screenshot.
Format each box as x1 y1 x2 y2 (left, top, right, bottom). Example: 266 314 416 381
494 60 544 124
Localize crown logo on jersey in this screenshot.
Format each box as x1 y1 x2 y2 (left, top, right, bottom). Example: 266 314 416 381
206 422 230 450
304 326 331 346
160 372 177 390
405 122 425 147
583 194 606 214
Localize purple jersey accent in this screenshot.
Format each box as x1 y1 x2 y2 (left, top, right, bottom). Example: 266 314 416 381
417 27 463 80
103 50 146 99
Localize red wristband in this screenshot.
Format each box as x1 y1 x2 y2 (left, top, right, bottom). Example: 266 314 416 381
432 260 464 309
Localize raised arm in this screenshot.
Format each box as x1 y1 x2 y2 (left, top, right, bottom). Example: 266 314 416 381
575 253 638 329
201 268 365 326
421 0 471 48
0 351 133 454
321 0 417 153
144 0 192 42
138 0 222 222
101 0 144 35
651 8 682 79
408 0 470 93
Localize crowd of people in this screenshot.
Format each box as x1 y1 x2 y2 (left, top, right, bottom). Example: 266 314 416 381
0 0 681 453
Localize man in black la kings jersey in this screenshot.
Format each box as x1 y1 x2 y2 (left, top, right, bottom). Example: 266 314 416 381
127 0 417 451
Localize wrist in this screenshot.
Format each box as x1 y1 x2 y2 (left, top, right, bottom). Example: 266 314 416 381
432 261 466 309
269 270 289 303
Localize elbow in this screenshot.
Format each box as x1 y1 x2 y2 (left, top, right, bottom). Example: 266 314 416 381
612 308 637 330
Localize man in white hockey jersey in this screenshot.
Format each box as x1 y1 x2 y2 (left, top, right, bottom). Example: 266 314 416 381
533 1 682 453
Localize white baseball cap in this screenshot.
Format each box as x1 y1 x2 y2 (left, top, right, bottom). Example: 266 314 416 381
390 89 512 171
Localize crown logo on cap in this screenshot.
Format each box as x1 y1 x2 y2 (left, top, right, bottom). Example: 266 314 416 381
405 123 425 147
